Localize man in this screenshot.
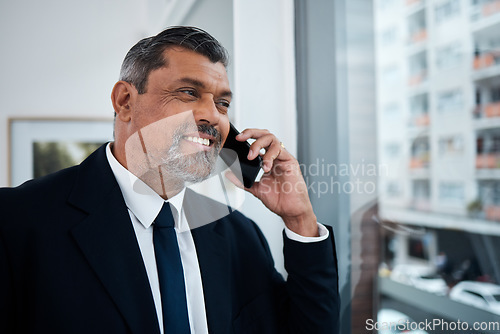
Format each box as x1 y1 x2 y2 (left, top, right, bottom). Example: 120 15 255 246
0 26 339 333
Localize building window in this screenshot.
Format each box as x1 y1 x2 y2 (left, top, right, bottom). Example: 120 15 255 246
439 182 465 203
436 42 463 70
435 0 461 24
437 89 463 112
408 237 428 260
438 135 464 155
408 10 427 44
409 94 429 126
410 137 431 168
408 52 428 86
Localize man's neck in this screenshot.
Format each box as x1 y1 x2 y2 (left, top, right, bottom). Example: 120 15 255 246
110 142 184 200
138 168 185 200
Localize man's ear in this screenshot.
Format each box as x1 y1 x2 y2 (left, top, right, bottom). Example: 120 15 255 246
111 81 135 122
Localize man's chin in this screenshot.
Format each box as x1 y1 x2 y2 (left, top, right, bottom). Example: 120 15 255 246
161 162 214 184
182 167 213 184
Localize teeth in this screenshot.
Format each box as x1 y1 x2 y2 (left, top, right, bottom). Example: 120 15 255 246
186 136 210 146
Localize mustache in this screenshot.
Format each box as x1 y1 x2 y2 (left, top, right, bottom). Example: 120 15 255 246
171 123 222 148
197 124 221 143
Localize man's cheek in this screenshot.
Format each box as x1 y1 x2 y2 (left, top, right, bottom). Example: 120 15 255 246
220 123 231 147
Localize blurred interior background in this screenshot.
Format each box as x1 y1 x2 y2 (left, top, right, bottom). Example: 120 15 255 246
2 0 500 333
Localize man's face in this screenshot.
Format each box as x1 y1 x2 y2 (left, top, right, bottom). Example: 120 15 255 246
125 47 232 184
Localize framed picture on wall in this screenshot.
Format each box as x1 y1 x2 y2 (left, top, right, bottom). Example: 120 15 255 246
8 118 114 187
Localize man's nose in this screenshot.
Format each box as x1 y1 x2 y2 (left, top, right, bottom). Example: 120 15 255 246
194 95 220 125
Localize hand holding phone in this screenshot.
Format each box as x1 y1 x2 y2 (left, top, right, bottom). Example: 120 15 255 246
219 123 262 188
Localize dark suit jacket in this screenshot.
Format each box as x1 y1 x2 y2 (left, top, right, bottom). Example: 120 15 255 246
0 145 339 334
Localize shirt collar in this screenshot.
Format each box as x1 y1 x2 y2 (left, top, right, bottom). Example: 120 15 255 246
105 143 187 230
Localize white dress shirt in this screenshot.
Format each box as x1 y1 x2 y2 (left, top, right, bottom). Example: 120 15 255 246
105 143 329 333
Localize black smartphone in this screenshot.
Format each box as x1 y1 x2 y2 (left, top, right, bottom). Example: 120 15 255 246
220 123 262 188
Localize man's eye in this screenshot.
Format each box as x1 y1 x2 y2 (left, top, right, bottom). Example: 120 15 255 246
217 100 230 108
180 89 196 96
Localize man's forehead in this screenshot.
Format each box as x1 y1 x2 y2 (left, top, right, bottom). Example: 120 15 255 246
161 46 227 70
152 49 230 90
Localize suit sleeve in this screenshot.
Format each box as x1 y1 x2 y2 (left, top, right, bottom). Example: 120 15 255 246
0 227 15 334
282 225 340 333
251 221 340 334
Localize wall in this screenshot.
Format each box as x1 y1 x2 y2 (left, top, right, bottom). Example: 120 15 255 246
182 0 234 87
0 0 152 186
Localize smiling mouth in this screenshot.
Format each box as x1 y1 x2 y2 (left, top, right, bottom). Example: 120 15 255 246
183 136 213 147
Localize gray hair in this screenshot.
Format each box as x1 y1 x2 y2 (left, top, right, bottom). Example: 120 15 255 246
119 26 229 94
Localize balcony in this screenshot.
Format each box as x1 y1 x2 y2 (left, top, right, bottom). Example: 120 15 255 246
482 0 500 17
406 0 425 15
406 0 421 6
407 70 427 87
485 205 500 221
472 51 500 82
409 29 427 44
473 52 500 70
476 153 500 168
474 102 500 118
410 198 431 211
410 114 430 127
485 102 500 117
409 154 430 169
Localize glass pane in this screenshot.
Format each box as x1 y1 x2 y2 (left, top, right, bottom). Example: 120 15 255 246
374 0 500 332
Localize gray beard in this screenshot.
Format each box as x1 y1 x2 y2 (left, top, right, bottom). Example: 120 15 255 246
160 126 221 184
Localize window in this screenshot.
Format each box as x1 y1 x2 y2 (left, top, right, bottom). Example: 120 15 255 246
476 130 500 153
408 11 427 43
408 237 428 260
435 0 460 24
370 0 500 330
408 52 428 86
479 181 500 206
411 137 430 157
438 135 464 155
439 182 465 202
436 42 463 70
409 94 429 127
413 179 431 199
492 86 500 102
437 89 463 112
298 1 500 332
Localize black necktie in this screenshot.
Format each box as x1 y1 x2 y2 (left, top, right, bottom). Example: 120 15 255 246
153 203 191 334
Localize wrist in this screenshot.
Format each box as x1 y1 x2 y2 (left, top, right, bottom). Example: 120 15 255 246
282 210 318 237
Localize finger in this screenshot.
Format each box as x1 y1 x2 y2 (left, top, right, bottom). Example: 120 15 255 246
249 136 284 173
261 146 283 173
247 134 275 160
236 128 270 141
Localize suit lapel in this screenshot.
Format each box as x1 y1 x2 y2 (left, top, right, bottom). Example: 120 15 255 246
185 190 232 333
68 145 160 334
